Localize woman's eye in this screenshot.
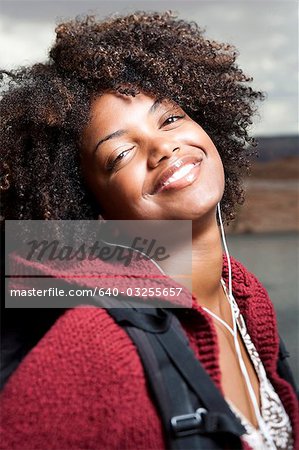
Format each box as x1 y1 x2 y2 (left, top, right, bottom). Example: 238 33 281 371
107 148 134 171
162 114 185 127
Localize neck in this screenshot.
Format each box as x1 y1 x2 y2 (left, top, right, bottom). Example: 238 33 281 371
191 213 224 310
153 211 226 311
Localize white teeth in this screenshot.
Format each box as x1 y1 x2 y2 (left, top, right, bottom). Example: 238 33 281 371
165 163 195 185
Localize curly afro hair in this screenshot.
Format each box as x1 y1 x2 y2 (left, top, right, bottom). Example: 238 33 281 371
0 11 264 223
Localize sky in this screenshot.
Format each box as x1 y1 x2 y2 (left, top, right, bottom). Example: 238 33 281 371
0 0 298 136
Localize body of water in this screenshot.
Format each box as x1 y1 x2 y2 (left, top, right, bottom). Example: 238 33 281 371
227 232 299 383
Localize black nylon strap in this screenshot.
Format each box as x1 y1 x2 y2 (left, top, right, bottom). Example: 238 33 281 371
95 298 245 448
127 326 225 449
126 327 172 419
155 324 245 436
92 296 171 332
146 331 207 449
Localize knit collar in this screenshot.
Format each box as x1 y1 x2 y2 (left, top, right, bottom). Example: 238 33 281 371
8 251 252 308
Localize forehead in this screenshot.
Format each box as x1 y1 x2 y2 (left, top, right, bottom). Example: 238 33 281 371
90 92 156 124
82 91 174 150
82 92 152 143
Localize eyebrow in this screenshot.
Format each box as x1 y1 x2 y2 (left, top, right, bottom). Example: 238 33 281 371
93 99 162 154
148 98 162 114
94 129 127 154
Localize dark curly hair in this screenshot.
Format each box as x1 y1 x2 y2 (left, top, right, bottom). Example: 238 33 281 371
0 11 264 223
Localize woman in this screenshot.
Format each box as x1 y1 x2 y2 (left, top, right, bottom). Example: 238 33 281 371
1 11 298 450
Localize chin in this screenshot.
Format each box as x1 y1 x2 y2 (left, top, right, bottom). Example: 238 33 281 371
179 190 222 218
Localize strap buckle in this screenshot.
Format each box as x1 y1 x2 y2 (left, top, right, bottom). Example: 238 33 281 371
171 408 207 437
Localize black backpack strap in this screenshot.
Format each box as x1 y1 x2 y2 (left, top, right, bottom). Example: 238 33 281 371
278 336 299 399
95 296 245 449
127 326 210 450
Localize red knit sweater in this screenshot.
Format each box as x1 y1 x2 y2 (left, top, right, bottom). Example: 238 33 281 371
1 255 298 450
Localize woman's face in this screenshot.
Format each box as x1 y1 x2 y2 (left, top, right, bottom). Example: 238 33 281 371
81 92 225 221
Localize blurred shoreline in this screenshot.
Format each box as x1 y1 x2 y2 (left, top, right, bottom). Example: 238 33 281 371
227 155 299 234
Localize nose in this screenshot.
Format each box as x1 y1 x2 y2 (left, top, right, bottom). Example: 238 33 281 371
147 137 180 169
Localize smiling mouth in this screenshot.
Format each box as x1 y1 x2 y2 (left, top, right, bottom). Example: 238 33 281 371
151 156 203 194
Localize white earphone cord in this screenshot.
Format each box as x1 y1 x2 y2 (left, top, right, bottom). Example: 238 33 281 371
217 203 275 449
100 239 166 275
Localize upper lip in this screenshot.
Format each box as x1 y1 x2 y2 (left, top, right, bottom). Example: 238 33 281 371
151 155 203 194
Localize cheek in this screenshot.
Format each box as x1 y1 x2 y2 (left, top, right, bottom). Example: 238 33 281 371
99 166 148 218
209 162 225 200
206 152 225 199
215 152 225 186
200 132 225 188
